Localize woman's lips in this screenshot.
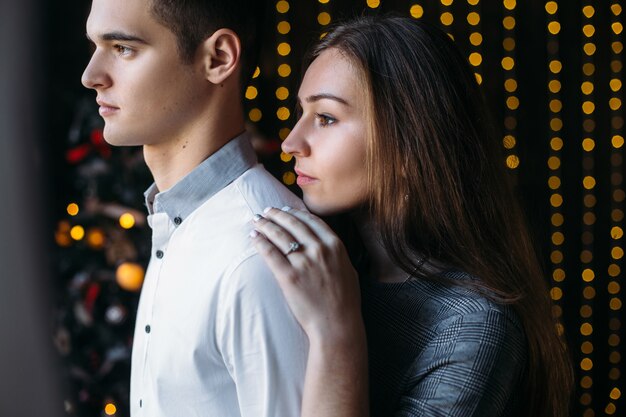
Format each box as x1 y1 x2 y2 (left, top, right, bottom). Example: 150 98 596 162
98 105 119 117
295 169 318 186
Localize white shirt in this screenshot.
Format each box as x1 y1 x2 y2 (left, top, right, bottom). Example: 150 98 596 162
130 133 308 417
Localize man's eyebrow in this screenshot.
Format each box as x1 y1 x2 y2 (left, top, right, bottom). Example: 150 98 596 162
302 93 350 106
86 31 148 44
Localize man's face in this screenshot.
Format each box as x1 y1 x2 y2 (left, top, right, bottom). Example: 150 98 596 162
82 0 209 147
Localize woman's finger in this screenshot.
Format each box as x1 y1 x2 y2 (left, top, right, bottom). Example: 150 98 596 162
261 208 321 248
285 208 343 247
252 214 302 256
249 231 297 281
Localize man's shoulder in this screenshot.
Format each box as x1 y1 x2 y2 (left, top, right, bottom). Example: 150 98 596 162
231 164 306 213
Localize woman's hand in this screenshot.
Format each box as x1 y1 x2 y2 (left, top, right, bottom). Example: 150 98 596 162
250 207 363 343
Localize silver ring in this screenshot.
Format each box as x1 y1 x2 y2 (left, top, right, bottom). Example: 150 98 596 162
285 241 302 255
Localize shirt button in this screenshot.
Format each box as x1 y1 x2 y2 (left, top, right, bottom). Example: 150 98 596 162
156 250 164 259
139 399 143 408
174 216 182 225
145 324 151 333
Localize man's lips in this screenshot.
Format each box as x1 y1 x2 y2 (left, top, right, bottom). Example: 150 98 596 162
295 168 318 186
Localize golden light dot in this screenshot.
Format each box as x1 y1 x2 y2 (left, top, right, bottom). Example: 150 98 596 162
582 138 595 151
579 358 593 371
582 24 595 38
549 60 562 74
278 64 291 78
252 67 260 79
613 209 625 222
279 127 291 140
610 78 622 92
448 33 455 41
582 101 595 115
581 250 594 265
581 342 594 355
367 0 380 8
583 43 596 56
503 37 515 51
613 22 624 35
551 213 564 227
609 334 620 346
552 305 562 317
550 193 563 207
551 250 563 264
583 212 596 225
67 203 79 216
277 42 291 56
612 4 623 16
116 262 145 292
582 269 595 282
86 228 105 249
610 388 622 400
553 268 565 281
550 287 563 300
548 21 561 35
469 52 482 66
280 152 292 162
502 16 515 30
119 213 136 229
105 403 117 416
467 12 480 26
440 12 454 26
58 220 71 232
502 79 516 93
318 12 331 26
583 63 595 76
612 247 624 260
276 0 289 14
580 393 592 406
608 281 620 294
282 171 296 185
581 81 594 95
612 135 624 148
441 0 453 5
55 231 71 247
548 156 561 170
550 137 563 150
545 1 557 15
612 41 624 54
552 231 564 245
609 264 621 277
467 0 479 5
550 118 562 131
506 155 520 169
580 305 592 317
503 135 516 149
469 32 482 46
506 96 519 110
582 5 595 18
612 227 624 239
612 60 623 72
503 0 516 11
606 403 617 415
248 108 262 122
548 176 561 190
277 21 291 35
580 323 593 337
318 0 330 3
70 225 85 241
245 86 258 100
610 298 623 311
610 98 622 110
548 80 561 93
501 57 515 70
275 86 289 100
410 5 424 19
276 107 290 121
610 368 621 381
475 73 483 84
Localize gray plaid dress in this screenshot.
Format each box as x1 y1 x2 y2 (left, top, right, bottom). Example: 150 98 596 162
361 270 527 417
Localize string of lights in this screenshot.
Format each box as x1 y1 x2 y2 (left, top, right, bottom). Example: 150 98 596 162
502 0 518 170
606 2 624 415
409 1 424 19
466 0 482 86
579 2 597 415
439 0 454 39
545 0 567 359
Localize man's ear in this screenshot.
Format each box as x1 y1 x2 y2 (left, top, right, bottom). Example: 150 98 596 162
199 29 241 85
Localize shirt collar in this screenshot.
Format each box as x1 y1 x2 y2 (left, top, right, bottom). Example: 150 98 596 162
143 131 257 223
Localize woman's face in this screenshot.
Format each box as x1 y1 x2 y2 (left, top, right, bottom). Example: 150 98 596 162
282 48 369 216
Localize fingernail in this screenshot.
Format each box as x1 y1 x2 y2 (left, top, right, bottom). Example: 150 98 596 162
281 206 292 211
249 230 259 238
263 207 273 214
253 214 263 222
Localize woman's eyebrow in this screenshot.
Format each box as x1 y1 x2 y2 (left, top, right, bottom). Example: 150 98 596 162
303 93 350 106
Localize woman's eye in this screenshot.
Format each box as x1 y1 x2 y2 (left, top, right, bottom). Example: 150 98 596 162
114 44 133 56
316 113 336 127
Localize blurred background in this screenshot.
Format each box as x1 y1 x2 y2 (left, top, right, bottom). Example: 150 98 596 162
5 0 622 416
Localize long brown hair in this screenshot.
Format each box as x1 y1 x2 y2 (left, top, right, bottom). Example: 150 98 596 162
310 16 573 417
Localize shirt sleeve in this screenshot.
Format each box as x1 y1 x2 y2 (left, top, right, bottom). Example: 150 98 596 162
394 308 527 417
216 252 309 417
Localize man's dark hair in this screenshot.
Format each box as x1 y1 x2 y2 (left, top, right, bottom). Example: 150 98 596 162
150 0 267 90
